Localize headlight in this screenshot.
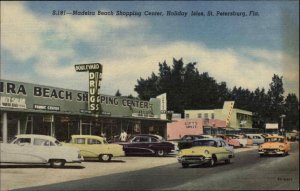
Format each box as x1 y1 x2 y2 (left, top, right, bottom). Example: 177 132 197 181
204 150 209 155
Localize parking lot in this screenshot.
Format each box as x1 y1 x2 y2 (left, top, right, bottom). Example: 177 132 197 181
0 146 257 191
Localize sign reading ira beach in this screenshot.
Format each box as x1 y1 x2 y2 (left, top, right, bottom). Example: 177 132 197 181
75 63 103 113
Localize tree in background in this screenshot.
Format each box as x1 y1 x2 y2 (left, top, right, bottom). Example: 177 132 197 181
284 94 299 131
267 74 285 124
134 58 299 131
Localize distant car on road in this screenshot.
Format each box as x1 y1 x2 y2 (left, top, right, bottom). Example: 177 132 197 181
119 134 175 157
215 134 241 148
226 134 248 147
65 135 125 162
246 134 265 145
0 134 82 168
177 138 234 168
258 135 290 157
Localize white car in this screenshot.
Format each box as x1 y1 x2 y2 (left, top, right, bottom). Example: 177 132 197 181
0 134 83 168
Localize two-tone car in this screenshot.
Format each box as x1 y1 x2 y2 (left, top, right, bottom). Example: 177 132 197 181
258 135 290 157
226 134 248 147
215 134 241 148
0 134 83 168
65 135 125 162
177 138 234 168
119 134 175 157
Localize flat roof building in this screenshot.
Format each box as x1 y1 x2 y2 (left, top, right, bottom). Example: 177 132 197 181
184 101 253 129
0 79 168 143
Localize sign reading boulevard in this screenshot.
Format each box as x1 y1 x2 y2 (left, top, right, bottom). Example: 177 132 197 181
75 63 103 114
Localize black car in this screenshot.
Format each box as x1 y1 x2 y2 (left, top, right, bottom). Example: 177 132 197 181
119 134 175 157
177 135 207 150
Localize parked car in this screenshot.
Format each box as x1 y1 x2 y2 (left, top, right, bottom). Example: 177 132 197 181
177 138 234 168
65 135 125 162
118 134 175 156
0 134 82 168
226 134 248 147
286 132 298 141
246 134 265 145
215 134 241 148
258 135 290 157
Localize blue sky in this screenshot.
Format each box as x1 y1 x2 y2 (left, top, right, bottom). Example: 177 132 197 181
1 1 299 97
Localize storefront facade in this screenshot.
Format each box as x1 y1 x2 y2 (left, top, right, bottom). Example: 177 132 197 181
0 79 167 142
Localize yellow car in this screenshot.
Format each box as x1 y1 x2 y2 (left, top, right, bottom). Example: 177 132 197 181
65 135 125 162
258 135 290 157
177 138 234 168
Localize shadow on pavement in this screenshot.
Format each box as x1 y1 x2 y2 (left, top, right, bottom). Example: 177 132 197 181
0 164 85 169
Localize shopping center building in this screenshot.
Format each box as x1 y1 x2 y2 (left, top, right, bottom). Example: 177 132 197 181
0 79 168 143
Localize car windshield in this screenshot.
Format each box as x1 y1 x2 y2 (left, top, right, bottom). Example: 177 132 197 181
192 140 217 147
265 138 284 143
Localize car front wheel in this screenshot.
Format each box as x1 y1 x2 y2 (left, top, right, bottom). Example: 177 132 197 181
49 159 65 168
99 154 112 162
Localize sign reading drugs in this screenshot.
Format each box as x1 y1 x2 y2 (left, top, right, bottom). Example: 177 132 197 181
75 63 103 113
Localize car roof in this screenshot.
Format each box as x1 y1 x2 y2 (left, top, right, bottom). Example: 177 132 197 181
265 135 285 139
193 138 223 142
71 135 105 140
16 134 57 141
133 134 164 139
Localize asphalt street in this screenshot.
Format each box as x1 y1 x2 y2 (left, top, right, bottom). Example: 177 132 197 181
15 143 299 191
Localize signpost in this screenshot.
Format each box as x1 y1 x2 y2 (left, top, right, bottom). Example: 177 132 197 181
75 63 103 114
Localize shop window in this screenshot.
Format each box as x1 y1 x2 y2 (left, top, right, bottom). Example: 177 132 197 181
211 113 215 119
198 113 202 118
74 138 85 144
185 114 189 119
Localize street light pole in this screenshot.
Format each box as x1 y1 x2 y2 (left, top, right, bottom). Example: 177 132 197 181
280 114 286 136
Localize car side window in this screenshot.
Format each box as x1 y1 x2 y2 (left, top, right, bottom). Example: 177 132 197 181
74 138 85 144
217 141 222 147
139 137 149 142
150 137 158 142
87 139 101 144
132 137 140 142
33 138 47 146
14 138 31 145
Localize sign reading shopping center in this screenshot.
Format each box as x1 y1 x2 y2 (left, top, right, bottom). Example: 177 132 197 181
0 79 160 118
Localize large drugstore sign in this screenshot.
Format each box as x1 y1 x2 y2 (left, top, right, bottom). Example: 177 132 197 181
75 63 102 113
0 80 160 118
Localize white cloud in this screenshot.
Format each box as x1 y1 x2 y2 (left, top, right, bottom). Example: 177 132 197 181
1 2 298 98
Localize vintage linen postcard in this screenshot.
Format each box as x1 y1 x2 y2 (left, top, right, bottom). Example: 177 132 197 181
0 1 299 190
